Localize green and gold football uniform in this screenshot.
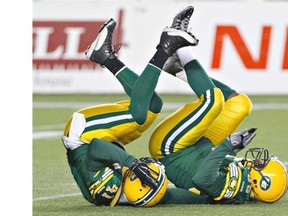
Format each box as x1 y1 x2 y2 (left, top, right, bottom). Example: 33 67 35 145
64 100 159 146
149 56 254 203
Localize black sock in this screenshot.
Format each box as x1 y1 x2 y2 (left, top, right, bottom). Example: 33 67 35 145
149 48 169 69
104 58 126 75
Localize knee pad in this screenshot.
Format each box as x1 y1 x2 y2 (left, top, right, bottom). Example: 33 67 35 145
226 93 252 117
204 93 253 145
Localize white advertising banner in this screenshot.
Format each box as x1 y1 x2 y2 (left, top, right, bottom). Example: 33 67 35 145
33 1 288 94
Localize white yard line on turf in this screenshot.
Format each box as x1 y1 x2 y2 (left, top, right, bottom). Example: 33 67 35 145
33 131 62 139
33 102 288 111
33 192 81 201
33 182 176 202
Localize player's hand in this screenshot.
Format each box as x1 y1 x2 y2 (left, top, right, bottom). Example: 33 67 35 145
130 159 158 189
140 157 165 173
228 127 257 153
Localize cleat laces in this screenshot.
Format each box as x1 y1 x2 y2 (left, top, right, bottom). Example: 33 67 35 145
181 17 190 31
172 18 182 30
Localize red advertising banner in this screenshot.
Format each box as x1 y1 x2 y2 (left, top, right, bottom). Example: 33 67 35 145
33 10 124 70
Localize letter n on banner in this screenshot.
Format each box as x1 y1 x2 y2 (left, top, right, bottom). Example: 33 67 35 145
211 25 271 70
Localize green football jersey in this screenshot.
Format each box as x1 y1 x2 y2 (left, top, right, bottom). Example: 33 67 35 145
65 138 136 205
160 137 253 203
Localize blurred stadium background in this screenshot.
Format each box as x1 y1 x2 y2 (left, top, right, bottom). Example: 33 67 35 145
33 0 288 95
32 0 288 215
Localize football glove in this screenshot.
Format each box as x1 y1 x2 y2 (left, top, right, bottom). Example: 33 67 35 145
139 157 166 173
130 159 158 189
228 127 257 153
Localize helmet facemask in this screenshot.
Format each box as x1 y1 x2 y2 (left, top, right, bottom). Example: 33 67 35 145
244 147 269 171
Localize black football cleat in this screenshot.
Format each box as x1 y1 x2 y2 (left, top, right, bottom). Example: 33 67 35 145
85 18 118 66
171 6 194 31
157 27 199 56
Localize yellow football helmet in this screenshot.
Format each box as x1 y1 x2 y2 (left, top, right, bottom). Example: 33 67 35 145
246 148 288 203
123 160 168 207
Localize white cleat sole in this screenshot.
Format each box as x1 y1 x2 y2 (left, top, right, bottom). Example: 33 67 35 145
85 27 108 59
163 27 197 44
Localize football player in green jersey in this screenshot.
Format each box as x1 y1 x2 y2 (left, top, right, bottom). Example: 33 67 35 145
62 7 212 207
149 6 288 204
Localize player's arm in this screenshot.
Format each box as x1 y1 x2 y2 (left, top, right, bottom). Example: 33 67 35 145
192 128 257 198
87 138 158 188
87 138 136 168
159 188 211 204
191 139 233 198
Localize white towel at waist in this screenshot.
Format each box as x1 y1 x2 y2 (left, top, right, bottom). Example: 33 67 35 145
62 112 86 150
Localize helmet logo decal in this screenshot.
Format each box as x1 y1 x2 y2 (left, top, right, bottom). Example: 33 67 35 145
260 176 271 190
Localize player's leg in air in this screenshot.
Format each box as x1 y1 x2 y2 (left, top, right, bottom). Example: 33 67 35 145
161 7 253 146
85 18 162 116
149 8 225 159
163 52 252 145
85 17 199 131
